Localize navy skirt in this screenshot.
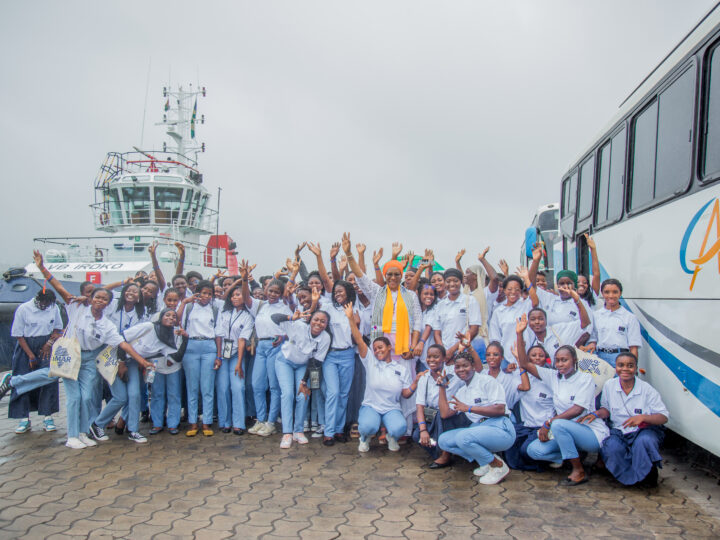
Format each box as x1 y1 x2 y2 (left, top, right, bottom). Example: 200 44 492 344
504 424 546 471
9 335 59 418
601 426 665 485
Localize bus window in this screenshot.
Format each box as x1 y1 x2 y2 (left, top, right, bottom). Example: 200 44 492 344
596 128 626 225
537 208 558 233
577 155 595 222
702 43 720 180
630 66 695 210
560 171 578 238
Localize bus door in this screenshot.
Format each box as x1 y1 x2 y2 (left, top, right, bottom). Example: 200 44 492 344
574 152 597 278
560 170 578 273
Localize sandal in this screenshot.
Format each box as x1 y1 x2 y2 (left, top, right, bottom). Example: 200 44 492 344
186 425 199 437
349 423 360 439
202 427 214 437
149 427 163 435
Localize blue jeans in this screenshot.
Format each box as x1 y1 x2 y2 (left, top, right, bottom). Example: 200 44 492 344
597 350 620 368
150 370 182 429
358 406 406 440
251 340 281 423
275 355 310 434
438 416 516 466
526 418 599 461
183 339 217 425
93 360 141 433
10 367 57 395
323 348 355 437
310 388 325 425
64 348 101 438
216 356 247 429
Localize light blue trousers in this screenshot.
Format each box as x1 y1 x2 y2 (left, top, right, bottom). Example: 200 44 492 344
438 416 516 466
358 406 406 440
150 370 182 429
526 418 600 461
323 348 355 437
183 339 217 425
10 367 57 395
215 356 247 429
93 360 141 433
597 350 621 368
64 349 101 438
251 340 281 423
275 355 310 434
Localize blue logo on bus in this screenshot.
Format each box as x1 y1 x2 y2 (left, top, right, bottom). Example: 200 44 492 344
679 198 720 290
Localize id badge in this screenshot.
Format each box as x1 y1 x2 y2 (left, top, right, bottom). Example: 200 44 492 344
222 339 234 360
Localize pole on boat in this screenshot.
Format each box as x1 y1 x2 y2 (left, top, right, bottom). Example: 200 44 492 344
216 186 222 267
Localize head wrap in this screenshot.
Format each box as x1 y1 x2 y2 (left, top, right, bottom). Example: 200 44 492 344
443 268 463 281
382 260 404 276
556 270 578 287
154 308 178 350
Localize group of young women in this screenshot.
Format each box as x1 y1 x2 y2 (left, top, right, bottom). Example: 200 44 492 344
0 234 666 487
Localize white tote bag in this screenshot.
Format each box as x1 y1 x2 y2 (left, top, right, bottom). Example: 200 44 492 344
48 330 82 380
96 324 154 385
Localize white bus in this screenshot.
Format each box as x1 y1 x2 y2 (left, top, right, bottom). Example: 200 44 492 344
559 3 720 456
520 203 560 284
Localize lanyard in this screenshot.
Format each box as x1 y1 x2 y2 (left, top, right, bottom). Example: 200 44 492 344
228 310 243 336
119 308 134 332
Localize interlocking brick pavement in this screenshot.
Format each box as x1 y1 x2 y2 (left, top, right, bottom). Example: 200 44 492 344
0 386 719 539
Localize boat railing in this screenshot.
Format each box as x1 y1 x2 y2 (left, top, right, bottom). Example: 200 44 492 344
32 235 222 268
95 151 200 188
90 203 217 234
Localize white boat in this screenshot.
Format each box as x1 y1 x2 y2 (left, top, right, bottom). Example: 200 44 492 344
26 85 237 285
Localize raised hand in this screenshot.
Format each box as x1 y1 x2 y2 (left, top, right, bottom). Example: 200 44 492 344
330 242 340 260
516 313 528 334
238 259 250 279
478 247 490 261
531 242 543 262
338 255 348 274
174 242 185 256
372 248 383 266
307 242 321 257
356 243 366 255
311 287 321 303
148 241 158 256
341 232 352 255
424 248 434 262
515 266 529 283
455 249 466 264
449 396 469 413
295 242 307 259
342 302 354 319
391 242 403 260
584 233 596 250
33 249 44 269
498 259 509 276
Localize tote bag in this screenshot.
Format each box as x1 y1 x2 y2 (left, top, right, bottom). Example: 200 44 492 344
49 329 82 380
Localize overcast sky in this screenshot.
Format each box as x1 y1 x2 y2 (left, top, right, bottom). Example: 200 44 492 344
0 1 716 275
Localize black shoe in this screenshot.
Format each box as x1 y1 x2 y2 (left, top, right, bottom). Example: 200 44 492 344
221 427 231 434
140 411 150 423
429 460 452 470
334 433 348 443
115 424 125 435
0 373 12 401
639 466 659 488
323 437 335 447
233 428 245 436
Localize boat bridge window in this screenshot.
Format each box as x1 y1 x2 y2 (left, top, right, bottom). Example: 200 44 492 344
702 42 720 181
108 188 124 225
595 128 626 226
181 189 194 225
154 187 184 224
153 175 184 183
630 66 695 211
122 186 151 224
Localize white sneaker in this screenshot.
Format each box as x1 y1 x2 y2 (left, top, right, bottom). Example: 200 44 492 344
248 421 264 435
303 420 310 432
78 433 97 447
65 437 87 450
549 461 563 469
311 424 324 438
473 465 490 477
280 434 293 449
257 422 277 437
128 431 148 444
386 435 400 452
358 437 370 453
478 459 510 485
293 432 309 444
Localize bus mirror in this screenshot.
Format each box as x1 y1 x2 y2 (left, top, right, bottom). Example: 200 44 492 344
525 227 538 258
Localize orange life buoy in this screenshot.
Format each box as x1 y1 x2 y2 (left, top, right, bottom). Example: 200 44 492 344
100 212 109 225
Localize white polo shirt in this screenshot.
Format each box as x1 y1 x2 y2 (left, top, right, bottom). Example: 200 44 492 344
11 300 63 338
486 370 521 410
360 349 412 414
183 301 217 339
105 300 143 333
536 287 594 330
600 377 668 435
432 293 483 348
589 306 642 350
488 297 533 365
416 365 462 408
523 327 561 359
519 373 555 428
536 366 609 444
319 299 357 350
453 372 509 422
123 322 177 359
277 319 331 365
250 300 292 339
66 303 124 351
215 308 254 355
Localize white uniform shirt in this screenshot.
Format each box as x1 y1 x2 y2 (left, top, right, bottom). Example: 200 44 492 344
105 302 143 333
360 349 412 414
122 322 177 360
536 287 594 331
488 297 533 365
600 377 669 435
183 302 217 339
356 274 423 332
487 370 521 410
453 372 509 422
523 327 561 359
215 308 254 355
519 373 555 428
356 299 373 337
11 300 63 338
417 306 440 367
433 293 483 349
277 319 331 365
250 301 292 339
485 287 500 321
148 312 183 374
588 306 642 350
66 303 124 351
319 299 357 350
415 365 463 408
535 366 609 444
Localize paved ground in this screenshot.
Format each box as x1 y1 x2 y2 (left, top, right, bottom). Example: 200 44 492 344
0 389 719 539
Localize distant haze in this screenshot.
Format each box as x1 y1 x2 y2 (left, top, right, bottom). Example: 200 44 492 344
0 1 715 276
